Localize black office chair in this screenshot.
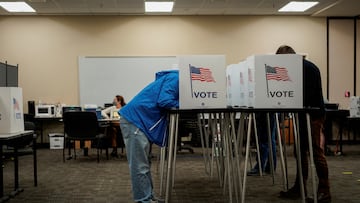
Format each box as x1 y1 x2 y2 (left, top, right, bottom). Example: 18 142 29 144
177 114 197 154
63 111 108 163
62 106 82 161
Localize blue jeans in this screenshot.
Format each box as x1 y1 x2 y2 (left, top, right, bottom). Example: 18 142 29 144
253 113 277 172
120 117 154 203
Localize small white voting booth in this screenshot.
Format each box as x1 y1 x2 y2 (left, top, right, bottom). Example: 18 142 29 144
179 55 227 109
0 87 24 133
247 54 303 108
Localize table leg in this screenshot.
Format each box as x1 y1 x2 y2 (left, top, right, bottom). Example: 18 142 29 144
253 114 263 177
230 112 243 202
292 114 306 203
33 135 38 187
38 120 44 146
339 119 344 155
266 113 274 182
241 113 253 203
9 147 24 198
165 113 178 203
275 113 288 190
0 144 10 203
171 114 179 189
306 113 317 203
159 147 166 197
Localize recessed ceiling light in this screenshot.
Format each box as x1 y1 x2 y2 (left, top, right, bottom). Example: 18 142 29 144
145 1 174 13
279 1 319 12
0 1 36 12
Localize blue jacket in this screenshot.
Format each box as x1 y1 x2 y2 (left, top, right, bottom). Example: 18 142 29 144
119 70 179 146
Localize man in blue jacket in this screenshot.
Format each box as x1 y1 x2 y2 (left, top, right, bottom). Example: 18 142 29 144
119 69 179 203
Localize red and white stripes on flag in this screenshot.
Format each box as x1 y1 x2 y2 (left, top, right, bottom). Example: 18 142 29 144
265 65 291 81
190 65 216 82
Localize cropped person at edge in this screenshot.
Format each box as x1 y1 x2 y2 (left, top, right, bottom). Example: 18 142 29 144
277 45 331 203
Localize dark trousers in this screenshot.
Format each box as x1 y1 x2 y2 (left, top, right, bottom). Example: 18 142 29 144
293 114 330 194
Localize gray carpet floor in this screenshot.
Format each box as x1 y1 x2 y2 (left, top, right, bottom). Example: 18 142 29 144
2 144 360 203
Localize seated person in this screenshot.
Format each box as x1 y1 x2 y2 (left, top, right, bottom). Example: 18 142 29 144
101 95 126 157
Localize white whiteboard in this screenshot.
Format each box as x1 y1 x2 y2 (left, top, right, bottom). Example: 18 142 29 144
78 56 177 107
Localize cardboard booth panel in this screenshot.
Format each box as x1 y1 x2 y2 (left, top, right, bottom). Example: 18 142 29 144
179 55 227 109
226 62 249 108
238 61 249 107
226 64 241 107
0 87 24 133
247 54 303 108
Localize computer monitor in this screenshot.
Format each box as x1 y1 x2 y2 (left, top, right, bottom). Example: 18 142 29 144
104 103 113 108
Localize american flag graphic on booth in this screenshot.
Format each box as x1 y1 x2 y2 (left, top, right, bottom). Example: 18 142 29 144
265 65 291 81
227 75 231 86
13 98 20 110
248 68 253 82
240 72 244 85
189 65 216 82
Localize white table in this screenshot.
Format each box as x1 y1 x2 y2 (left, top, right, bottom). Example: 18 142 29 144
0 130 36 202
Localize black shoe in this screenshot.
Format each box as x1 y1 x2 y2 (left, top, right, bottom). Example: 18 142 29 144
110 150 118 158
306 193 331 203
247 169 260 176
279 186 301 200
264 167 275 174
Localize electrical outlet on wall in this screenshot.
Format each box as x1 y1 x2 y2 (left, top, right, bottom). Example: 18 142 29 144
345 90 351 97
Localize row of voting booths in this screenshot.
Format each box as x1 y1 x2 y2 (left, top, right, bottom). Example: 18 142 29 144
162 54 309 203
177 54 303 109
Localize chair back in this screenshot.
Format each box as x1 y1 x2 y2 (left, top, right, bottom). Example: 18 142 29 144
62 106 82 114
63 111 99 140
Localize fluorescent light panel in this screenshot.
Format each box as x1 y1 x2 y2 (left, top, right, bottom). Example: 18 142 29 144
0 1 36 12
145 1 174 13
279 1 319 12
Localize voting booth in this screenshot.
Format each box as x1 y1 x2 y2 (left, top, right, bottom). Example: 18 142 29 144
226 61 249 108
246 54 303 108
179 55 227 109
0 87 24 133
